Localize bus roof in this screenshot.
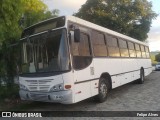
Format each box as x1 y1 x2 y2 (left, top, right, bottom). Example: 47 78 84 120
24 16 148 46
24 16 65 30
66 16 148 46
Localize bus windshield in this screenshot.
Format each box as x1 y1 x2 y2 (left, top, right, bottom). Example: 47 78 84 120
20 28 70 74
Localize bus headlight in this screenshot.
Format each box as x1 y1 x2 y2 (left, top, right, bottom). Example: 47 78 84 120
19 84 28 90
50 84 64 92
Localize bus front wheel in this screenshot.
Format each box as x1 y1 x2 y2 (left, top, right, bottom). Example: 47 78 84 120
95 78 109 103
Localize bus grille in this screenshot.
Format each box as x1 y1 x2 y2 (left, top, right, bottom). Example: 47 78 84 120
30 93 48 101
25 79 53 92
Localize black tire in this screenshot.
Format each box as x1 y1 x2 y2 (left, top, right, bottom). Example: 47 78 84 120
137 69 145 84
95 77 109 103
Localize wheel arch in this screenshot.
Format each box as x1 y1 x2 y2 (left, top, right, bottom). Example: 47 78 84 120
100 72 112 90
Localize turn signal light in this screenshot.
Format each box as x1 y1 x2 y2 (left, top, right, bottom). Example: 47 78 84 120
65 85 72 89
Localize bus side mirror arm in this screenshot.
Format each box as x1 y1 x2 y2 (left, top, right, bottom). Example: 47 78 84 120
74 29 80 42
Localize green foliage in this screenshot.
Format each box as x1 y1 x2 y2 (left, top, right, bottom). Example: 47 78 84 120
150 54 158 65
0 85 19 100
0 0 23 44
74 0 157 41
21 0 59 28
0 0 59 45
21 9 59 28
155 53 160 62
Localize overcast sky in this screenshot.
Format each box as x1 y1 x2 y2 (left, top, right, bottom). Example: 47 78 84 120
43 0 160 52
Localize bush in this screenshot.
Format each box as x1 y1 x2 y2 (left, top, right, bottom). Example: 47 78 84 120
0 44 19 101
0 84 19 100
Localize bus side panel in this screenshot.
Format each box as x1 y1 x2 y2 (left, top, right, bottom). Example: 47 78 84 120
145 59 152 76
93 58 122 78
133 70 140 80
74 79 99 103
123 73 132 85
111 75 122 88
90 79 99 96
136 59 152 76
62 72 75 103
73 62 94 103
122 59 137 73
93 58 123 89
74 82 91 103
119 59 138 85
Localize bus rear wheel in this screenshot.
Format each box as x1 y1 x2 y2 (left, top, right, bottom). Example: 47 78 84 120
95 78 109 103
137 69 145 84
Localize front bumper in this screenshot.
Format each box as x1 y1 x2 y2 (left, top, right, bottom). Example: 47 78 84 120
19 90 73 104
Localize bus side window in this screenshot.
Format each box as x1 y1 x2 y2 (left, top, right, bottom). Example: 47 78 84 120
92 31 107 57
71 31 92 70
140 45 146 58
119 39 129 57
107 36 120 57
71 34 79 56
145 46 150 58
128 42 136 57
79 33 91 56
71 32 91 56
135 44 142 58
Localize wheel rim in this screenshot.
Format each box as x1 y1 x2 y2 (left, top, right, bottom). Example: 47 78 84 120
100 82 107 98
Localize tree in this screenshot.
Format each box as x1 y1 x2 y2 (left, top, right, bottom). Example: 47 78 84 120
21 9 59 28
0 0 23 44
155 53 160 62
20 0 59 28
0 0 59 45
74 0 157 41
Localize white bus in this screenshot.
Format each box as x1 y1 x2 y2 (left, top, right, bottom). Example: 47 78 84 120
19 16 152 104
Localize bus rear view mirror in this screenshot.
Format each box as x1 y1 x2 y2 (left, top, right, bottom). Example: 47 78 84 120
74 29 80 42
